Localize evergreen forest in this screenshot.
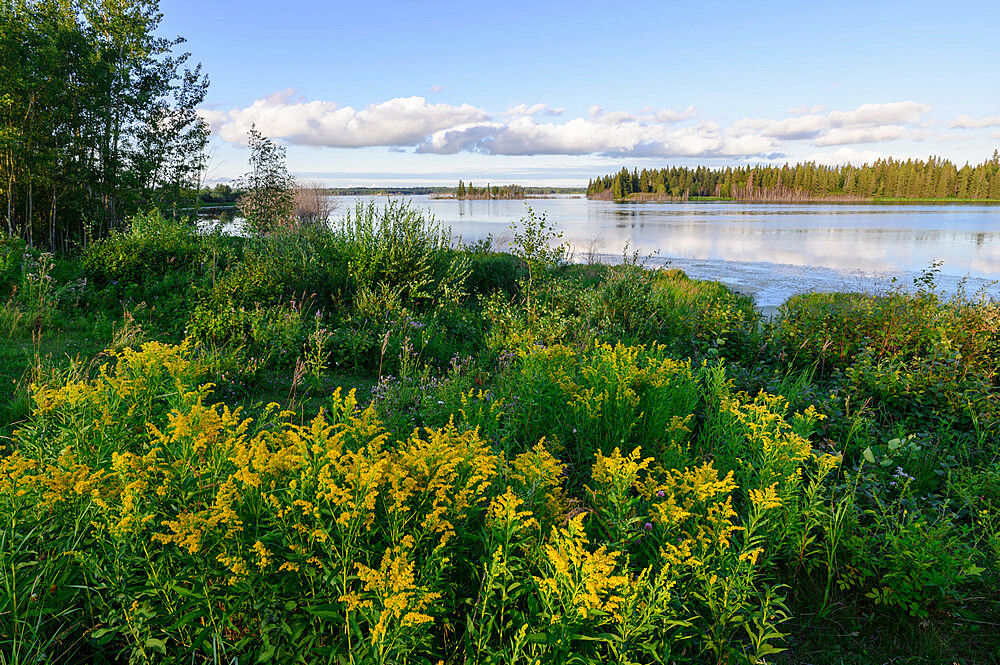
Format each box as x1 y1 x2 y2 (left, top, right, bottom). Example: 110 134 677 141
587 154 1000 201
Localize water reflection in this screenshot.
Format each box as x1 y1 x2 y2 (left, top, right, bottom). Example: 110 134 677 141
332 195 1000 306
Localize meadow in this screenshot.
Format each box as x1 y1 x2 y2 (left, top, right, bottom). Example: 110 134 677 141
1 202 998 664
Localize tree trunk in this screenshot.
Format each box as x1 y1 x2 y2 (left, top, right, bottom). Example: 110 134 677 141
26 179 33 247
50 191 57 252
6 174 13 236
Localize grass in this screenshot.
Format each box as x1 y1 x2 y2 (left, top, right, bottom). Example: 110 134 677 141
0 205 998 664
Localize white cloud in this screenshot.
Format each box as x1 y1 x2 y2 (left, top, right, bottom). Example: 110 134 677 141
430 84 444 93
813 125 908 146
827 101 930 127
762 115 829 140
733 101 930 147
806 147 892 166
213 90 488 147
204 93 937 159
197 108 229 134
789 104 826 115
648 106 697 123
503 103 550 117
416 116 779 158
951 113 1000 128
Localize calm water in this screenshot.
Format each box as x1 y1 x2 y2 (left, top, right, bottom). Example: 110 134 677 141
330 195 1000 307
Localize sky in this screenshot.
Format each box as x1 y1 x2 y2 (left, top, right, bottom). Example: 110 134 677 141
159 0 1000 186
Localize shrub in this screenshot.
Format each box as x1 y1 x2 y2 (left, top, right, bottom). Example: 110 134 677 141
83 211 208 288
579 265 760 360
776 289 1000 380
495 341 701 477
464 250 524 298
844 347 999 435
336 200 469 310
0 234 25 294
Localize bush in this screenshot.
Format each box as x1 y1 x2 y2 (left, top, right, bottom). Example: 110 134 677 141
336 200 469 310
582 266 760 359
83 211 209 288
776 289 1000 380
486 342 701 479
464 250 524 298
0 234 25 295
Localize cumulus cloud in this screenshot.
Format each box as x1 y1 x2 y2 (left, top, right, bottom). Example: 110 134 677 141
197 108 229 134
789 104 826 115
503 103 550 117
827 101 930 127
761 115 828 140
813 125 908 146
416 116 779 158
211 90 488 147
951 113 1000 128
204 92 936 159
806 147 892 166
732 101 930 147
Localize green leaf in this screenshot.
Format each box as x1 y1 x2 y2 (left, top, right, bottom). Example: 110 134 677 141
862 447 876 464
144 638 167 654
306 603 342 620
166 609 204 632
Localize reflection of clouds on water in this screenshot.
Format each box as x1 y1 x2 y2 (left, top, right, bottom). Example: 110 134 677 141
333 195 1000 306
969 257 1000 275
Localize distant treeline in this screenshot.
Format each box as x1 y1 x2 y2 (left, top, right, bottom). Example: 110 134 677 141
318 185 585 197
325 187 447 196
587 153 1000 202
198 184 241 204
456 181 524 199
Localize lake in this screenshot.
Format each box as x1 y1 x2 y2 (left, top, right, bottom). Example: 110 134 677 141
329 195 1000 308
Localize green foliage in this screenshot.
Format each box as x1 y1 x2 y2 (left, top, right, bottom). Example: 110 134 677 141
187 301 313 371
337 199 469 309
583 265 761 360
0 235 24 293
0 0 210 248
464 250 524 298
235 126 296 235
2 201 1000 663
844 347 998 434
83 211 208 288
588 153 1000 201
509 206 567 291
843 489 983 618
487 342 700 480
776 287 1000 379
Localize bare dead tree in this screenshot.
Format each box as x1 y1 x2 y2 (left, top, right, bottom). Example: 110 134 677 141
293 180 337 227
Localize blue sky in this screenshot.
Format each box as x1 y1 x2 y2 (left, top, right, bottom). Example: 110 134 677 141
160 0 1000 186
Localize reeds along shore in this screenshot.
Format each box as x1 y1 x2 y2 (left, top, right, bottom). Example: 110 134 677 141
1 202 998 664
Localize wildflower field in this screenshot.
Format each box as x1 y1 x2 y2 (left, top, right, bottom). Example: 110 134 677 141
1 204 998 663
